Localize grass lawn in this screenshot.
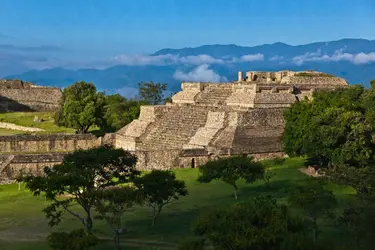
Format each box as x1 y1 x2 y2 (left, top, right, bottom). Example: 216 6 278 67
0 128 28 136
0 158 364 249
0 112 105 135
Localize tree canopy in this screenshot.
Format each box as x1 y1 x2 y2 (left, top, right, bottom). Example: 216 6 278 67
283 84 375 168
134 170 188 226
19 145 139 233
183 195 321 250
104 94 146 131
197 155 265 199
55 81 107 133
138 81 167 105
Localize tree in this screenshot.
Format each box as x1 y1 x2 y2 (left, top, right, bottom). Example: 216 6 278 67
104 94 145 131
92 186 144 250
55 81 107 133
186 194 315 250
197 155 265 199
288 179 337 244
283 85 373 168
134 170 188 227
370 79 375 89
18 145 139 234
138 81 167 105
263 168 275 187
323 165 375 203
338 203 375 250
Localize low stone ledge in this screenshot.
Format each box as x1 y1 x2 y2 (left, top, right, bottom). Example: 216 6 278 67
0 134 97 142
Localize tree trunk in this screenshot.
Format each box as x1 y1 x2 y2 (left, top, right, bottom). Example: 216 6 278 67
312 218 318 244
114 232 121 250
233 184 238 200
152 207 156 227
85 209 93 233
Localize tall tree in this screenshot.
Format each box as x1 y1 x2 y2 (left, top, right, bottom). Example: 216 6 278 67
134 170 188 227
197 155 265 199
138 81 167 105
283 85 374 168
104 94 145 130
288 179 337 244
55 81 107 133
183 195 319 250
19 145 139 234
93 186 144 250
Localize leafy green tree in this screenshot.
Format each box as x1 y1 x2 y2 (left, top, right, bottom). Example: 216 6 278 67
93 186 144 250
138 81 167 105
134 170 188 227
323 165 375 202
187 194 314 250
18 145 139 234
263 168 275 187
47 229 98 250
338 203 375 250
55 81 107 133
288 179 337 244
197 156 265 199
370 79 375 89
104 94 145 130
283 85 375 168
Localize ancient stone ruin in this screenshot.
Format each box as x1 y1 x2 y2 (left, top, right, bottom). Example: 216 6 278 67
0 70 348 182
0 79 62 112
115 70 348 170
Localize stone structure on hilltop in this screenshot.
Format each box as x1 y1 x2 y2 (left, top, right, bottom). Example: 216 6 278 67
0 70 348 182
115 70 348 170
0 79 62 112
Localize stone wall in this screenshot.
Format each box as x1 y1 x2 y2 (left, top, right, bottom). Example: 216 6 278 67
0 80 62 112
0 134 100 153
135 149 287 170
2 153 65 180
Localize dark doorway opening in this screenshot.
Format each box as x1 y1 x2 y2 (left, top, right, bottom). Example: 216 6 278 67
191 158 196 168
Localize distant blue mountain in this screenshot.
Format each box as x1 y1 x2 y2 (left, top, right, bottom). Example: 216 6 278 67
5 38 375 97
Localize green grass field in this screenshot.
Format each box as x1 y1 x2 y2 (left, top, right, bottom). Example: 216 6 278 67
0 158 363 249
0 112 105 135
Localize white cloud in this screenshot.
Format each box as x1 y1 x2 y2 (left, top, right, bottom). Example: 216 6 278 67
173 64 228 82
178 54 225 65
113 54 177 66
227 53 264 63
292 49 375 65
240 53 264 62
269 55 284 61
115 86 139 98
112 53 264 66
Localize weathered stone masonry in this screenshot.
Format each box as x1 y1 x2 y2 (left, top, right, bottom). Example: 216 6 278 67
0 70 348 182
0 79 62 112
115 70 348 170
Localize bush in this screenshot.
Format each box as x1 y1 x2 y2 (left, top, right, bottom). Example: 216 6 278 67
47 229 98 250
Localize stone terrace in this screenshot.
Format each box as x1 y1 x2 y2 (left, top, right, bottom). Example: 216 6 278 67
115 70 349 170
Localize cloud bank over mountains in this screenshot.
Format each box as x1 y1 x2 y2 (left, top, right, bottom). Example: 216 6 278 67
2 38 375 93
112 53 264 66
293 49 375 65
173 64 228 82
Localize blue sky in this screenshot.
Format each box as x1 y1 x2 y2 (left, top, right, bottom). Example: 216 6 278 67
0 0 374 55
0 0 374 77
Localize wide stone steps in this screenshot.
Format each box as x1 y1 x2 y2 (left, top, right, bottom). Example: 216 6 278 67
138 107 208 150
195 87 233 105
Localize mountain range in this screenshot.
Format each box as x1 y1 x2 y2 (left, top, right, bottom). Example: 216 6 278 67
4 38 375 97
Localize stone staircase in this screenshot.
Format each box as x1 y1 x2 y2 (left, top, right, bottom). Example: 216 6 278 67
138 107 208 150
0 155 14 184
195 85 233 106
